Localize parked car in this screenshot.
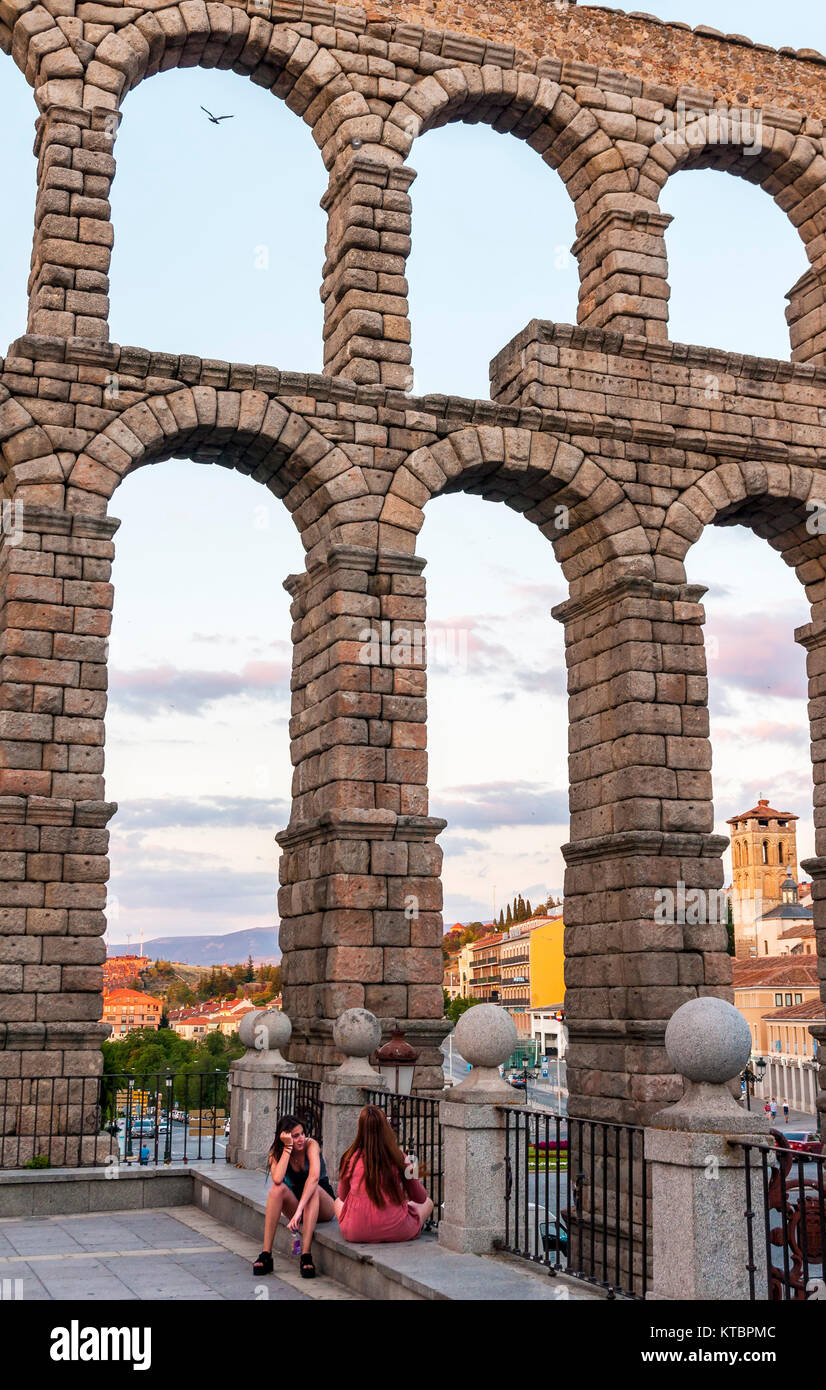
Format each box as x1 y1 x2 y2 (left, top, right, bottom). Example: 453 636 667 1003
127 1119 156 1139
509 1077 527 1089
540 1217 569 1258
782 1130 824 1155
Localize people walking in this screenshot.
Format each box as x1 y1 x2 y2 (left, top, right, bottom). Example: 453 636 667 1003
769 1097 777 1122
335 1105 433 1244
782 1098 790 1124
252 1115 336 1279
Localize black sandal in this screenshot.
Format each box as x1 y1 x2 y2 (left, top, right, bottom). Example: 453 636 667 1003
253 1251 273 1276
299 1253 316 1279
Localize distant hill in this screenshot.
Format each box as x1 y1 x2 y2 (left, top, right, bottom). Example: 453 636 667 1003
109 927 280 968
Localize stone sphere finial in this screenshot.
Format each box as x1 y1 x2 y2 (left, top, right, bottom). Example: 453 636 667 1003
455 1003 518 1069
239 1007 291 1055
333 1007 382 1059
234 1008 295 1076
665 997 751 1084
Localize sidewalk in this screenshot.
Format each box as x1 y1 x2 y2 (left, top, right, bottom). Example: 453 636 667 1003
0 1205 362 1301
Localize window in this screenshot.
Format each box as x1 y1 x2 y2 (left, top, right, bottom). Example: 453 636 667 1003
762 841 769 864
775 994 783 1007
794 993 802 1005
785 994 792 1006
778 842 784 863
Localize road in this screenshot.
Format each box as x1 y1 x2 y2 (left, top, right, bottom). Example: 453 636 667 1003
116 1117 227 1165
442 1049 568 1115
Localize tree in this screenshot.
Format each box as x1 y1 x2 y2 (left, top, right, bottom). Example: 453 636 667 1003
498 909 504 928
446 995 479 1025
245 954 255 982
505 903 512 926
525 898 532 918
726 897 736 957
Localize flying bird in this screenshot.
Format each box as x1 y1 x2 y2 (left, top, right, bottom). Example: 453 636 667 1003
201 106 234 125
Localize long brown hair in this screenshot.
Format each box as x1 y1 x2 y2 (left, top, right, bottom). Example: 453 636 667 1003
339 1105 408 1209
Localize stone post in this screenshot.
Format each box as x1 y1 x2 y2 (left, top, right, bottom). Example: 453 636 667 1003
320 154 416 389
645 997 769 1301
320 1007 386 1182
227 1009 296 1171
438 1004 522 1255
574 206 673 339
29 104 119 341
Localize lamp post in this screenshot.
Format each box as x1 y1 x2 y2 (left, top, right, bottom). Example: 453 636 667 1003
741 1057 766 1112
164 1077 173 1165
376 1025 419 1097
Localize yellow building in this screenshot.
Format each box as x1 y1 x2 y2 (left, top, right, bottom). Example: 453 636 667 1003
529 915 565 1009
732 956 820 1056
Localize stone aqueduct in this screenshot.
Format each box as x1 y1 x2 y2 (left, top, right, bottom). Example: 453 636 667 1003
0 0 824 1133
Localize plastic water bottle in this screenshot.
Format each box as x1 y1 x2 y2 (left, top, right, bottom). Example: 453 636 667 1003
292 1237 301 1256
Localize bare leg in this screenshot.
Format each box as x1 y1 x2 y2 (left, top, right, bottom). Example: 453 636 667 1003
263 1184 298 1251
299 1189 320 1254
333 1197 344 1222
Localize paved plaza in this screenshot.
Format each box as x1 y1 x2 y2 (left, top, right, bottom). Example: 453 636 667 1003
0 1206 361 1302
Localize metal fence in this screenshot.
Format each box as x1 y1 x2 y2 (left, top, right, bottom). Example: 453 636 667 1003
366 1089 443 1225
502 1107 649 1299
737 1134 825 1300
274 1076 323 1143
0 1071 231 1169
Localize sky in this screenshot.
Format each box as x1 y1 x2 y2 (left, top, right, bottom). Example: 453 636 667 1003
0 1 822 944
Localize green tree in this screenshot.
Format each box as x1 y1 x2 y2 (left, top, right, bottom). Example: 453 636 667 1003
525 898 532 918
505 903 512 926
726 897 736 957
446 994 479 1025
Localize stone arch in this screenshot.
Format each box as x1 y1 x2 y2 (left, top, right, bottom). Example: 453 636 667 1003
657 459 826 610
642 114 826 360
1 386 371 561
385 70 602 199
379 426 650 592
85 11 361 170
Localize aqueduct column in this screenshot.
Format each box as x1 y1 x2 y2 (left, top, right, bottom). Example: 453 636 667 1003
321 153 416 389
794 617 826 1132
28 105 118 341
555 571 731 1126
277 541 447 1092
0 503 117 1159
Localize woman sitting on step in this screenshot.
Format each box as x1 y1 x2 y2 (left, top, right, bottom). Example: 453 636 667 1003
335 1105 433 1244
252 1114 336 1280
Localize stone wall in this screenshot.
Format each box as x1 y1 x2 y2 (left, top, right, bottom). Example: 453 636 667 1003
0 0 823 1130
366 2 826 115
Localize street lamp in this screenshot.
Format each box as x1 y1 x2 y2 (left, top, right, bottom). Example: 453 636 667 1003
741 1057 766 1112
164 1077 173 1165
376 1025 419 1096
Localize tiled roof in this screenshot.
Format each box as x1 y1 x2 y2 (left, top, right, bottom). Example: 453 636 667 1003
778 921 816 940
732 956 820 989
763 998 825 1021
727 798 797 823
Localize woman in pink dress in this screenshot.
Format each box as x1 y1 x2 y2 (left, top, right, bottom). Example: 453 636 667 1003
335 1105 433 1243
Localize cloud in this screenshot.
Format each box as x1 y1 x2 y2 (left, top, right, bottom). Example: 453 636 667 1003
706 613 808 701
439 833 488 856
109 660 290 715
714 721 808 749
111 795 290 831
432 780 568 830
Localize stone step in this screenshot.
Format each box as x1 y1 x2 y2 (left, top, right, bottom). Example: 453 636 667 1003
192 1167 603 1302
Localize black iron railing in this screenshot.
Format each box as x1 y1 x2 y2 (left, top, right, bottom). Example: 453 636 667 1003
0 1071 232 1169
736 1133 825 1300
502 1107 649 1299
274 1076 323 1142
366 1089 443 1226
